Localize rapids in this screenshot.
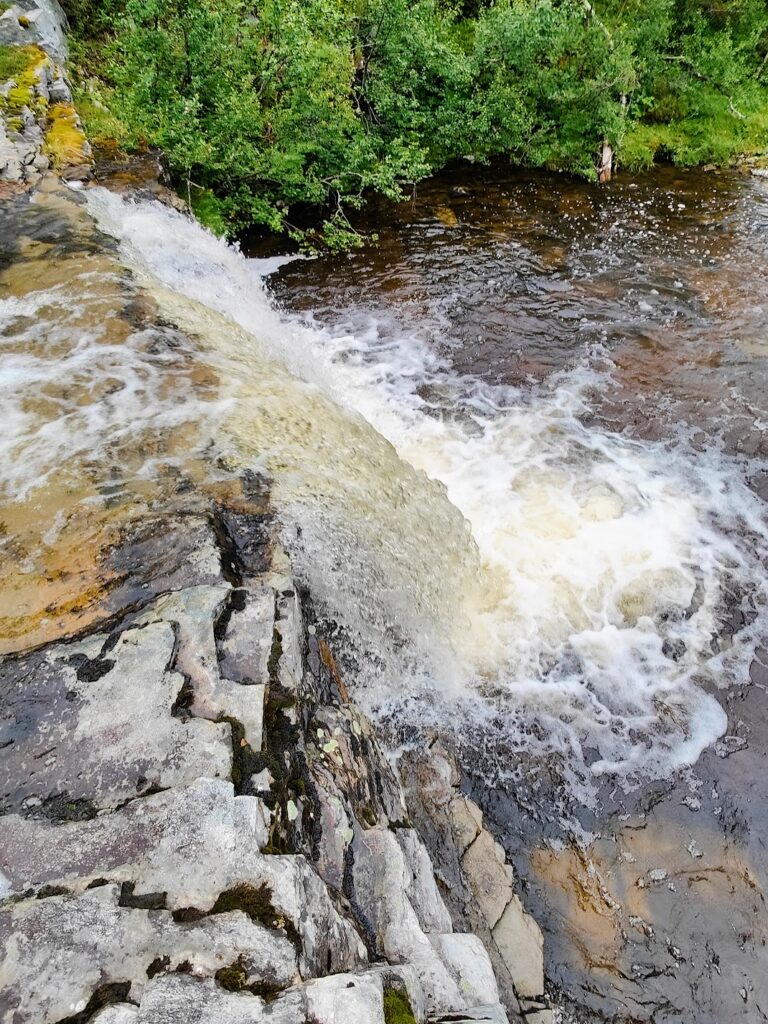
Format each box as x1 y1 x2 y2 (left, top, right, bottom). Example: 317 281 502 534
76 173 768 800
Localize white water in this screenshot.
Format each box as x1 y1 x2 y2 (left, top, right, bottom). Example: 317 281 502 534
85 187 768 795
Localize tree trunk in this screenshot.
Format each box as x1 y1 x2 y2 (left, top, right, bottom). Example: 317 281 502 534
599 140 613 183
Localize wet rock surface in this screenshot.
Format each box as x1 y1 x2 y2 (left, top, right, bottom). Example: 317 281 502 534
459 681 768 1024
400 745 549 1021
0 503 545 1024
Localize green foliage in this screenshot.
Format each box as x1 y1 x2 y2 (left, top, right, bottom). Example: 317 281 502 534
67 0 768 245
189 187 229 238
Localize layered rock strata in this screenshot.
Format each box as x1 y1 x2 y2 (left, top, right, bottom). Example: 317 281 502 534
0 494 549 1024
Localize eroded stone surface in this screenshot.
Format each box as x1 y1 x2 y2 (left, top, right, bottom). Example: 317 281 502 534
136 586 266 751
0 621 230 814
305 972 385 1024
0 779 269 900
0 884 297 1024
351 824 464 1013
0 535 533 1024
399 745 549 1015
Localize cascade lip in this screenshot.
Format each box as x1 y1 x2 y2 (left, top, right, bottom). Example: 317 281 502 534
72 181 768 799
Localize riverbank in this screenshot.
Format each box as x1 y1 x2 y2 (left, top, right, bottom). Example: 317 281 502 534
62 0 768 246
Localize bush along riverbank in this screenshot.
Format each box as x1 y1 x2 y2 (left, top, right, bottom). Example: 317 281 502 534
61 0 768 247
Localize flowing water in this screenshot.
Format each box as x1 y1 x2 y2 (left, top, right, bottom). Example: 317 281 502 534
3 164 768 1021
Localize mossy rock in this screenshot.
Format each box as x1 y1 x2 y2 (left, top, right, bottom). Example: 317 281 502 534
383 989 417 1024
215 958 249 993
45 102 90 168
0 43 47 113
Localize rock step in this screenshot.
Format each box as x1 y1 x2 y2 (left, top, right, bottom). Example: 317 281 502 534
0 508 548 1023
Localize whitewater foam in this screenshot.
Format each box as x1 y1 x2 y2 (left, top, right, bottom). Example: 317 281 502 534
85 187 768 795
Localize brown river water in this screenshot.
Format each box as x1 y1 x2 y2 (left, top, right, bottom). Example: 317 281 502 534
2 163 768 1022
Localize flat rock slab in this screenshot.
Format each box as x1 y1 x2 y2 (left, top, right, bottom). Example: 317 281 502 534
0 778 269 901
131 974 306 1024
0 884 297 1024
0 620 230 815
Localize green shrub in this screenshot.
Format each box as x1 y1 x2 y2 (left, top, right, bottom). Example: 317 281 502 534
65 0 768 244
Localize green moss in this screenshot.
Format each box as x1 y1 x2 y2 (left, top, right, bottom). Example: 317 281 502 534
215 958 249 992
383 989 417 1024
214 956 282 1000
45 102 90 167
190 186 229 237
267 627 282 685
211 882 277 923
0 44 47 113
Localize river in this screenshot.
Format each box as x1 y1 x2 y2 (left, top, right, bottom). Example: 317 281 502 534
2 163 768 1022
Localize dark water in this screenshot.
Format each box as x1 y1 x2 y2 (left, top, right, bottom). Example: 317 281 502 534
258 163 768 1024
262 164 768 468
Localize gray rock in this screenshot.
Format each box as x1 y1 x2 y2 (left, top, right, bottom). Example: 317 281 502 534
398 746 544 1016
0 125 24 182
135 973 304 1023
0 620 231 814
351 825 464 1013
136 586 266 751
91 1006 139 1024
272 583 304 696
217 586 274 687
305 972 385 1024
396 828 453 934
311 770 353 892
48 68 71 103
430 933 501 1007
0 779 270 900
0 884 297 1023
0 0 68 58
260 854 367 978
462 830 515 931
491 899 544 1000
432 1006 510 1024
451 796 483 857
308 702 407 828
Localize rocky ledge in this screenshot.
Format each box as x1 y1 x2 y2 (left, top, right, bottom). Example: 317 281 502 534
0 483 551 1024
0 0 91 190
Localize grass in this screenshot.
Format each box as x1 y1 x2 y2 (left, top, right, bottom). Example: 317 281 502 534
0 42 44 85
